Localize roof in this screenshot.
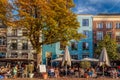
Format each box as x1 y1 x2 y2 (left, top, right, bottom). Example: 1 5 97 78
97 13 120 16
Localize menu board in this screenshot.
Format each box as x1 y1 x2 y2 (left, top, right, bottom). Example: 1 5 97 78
39 65 46 73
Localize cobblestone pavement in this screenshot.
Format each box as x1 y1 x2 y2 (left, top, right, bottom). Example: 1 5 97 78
4 77 120 80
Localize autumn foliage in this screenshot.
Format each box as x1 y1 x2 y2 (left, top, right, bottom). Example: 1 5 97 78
0 0 84 66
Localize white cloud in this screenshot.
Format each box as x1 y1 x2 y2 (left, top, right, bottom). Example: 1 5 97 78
73 0 120 14
89 0 119 3
75 6 97 14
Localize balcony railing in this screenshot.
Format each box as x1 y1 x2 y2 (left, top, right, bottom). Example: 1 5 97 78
6 54 34 60
7 55 34 60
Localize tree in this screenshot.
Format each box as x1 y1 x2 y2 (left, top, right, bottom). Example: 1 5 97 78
12 0 84 66
80 61 91 69
0 0 12 25
95 35 119 60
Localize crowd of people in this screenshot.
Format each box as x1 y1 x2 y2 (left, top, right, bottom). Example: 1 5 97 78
0 64 30 79
0 64 120 79
47 66 120 79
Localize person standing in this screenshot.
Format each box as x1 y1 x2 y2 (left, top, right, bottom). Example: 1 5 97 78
13 65 18 78
54 68 59 78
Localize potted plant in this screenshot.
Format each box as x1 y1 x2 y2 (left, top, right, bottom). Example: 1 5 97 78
28 63 34 78
42 72 48 79
80 61 91 78
80 61 91 69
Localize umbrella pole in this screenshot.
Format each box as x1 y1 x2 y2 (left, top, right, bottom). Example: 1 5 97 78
65 64 67 76
102 63 104 77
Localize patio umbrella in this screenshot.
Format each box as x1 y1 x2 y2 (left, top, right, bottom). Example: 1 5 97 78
80 57 99 62
51 57 75 62
99 47 110 76
62 46 71 76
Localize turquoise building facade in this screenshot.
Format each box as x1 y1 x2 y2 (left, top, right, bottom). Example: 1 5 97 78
42 15 93 64
75 15 93 59
42 42 63 64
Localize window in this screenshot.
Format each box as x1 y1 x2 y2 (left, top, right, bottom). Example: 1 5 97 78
82 42 89 50
0 21 6 28
94 43 97 47
60 42 65 50
107 32 112 38
116 36 120 42
82 54 89 58
22 29 28 36
22 53 28 58
0 36 6 45
117 47 120 53
116 23 120 29
82 19 89 26
11 29 17 36
116 32 120 42
11 53 18 58
97 23 103 29
96 32 103 40
83 30 89 38
106 23 112 29
0 52 6 58
11 39 17 50
71 42 78 50
33 53 37 60
22 40 28 50
71 55 78 59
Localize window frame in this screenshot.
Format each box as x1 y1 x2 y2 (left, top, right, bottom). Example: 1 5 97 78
0 36 6 45
106 22 112 29
82 19 89 26
97 23 103 29
71 41 78 50
96 31 103 40
11 39 17 50
116 22 120 29
83 30 89 38
82 42 89 50
22 39 28 50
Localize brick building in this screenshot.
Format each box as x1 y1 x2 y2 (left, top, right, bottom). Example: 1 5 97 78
93 14 120 49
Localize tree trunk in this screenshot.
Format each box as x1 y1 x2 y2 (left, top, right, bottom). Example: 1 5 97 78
37 46 42 68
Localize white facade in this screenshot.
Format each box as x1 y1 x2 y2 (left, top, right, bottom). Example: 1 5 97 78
6 27 36 60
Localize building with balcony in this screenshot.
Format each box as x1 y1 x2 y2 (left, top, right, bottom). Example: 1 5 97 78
93 14 120 50
6 27 36 63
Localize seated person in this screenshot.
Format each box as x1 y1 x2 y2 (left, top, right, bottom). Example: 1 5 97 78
48 67 55 77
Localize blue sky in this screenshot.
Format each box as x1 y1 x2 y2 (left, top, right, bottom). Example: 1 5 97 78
73 0 120 14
